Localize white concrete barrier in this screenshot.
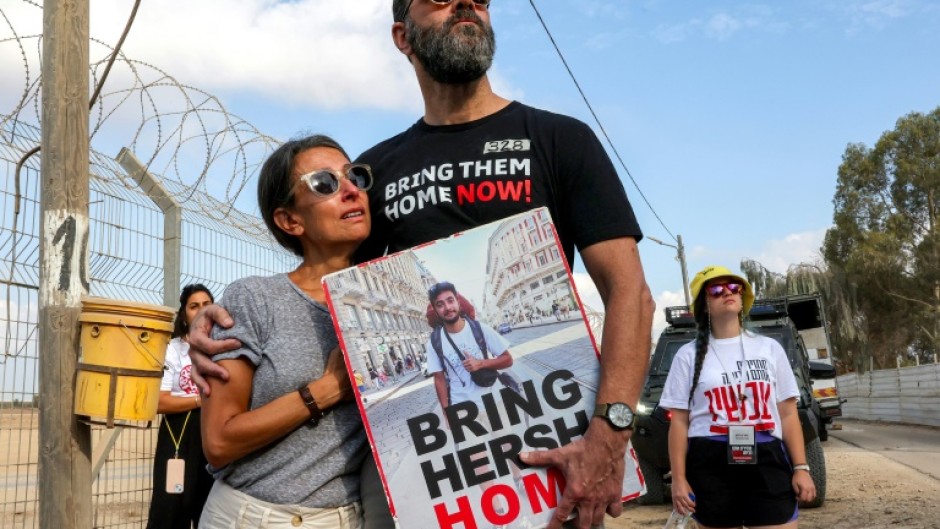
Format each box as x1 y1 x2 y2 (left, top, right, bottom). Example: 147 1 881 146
837 364 940 427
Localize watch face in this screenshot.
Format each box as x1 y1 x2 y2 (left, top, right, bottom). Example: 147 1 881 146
608 403 634 428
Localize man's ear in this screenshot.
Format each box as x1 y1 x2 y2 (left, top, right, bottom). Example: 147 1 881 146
273 206 304 238
392 22 412 56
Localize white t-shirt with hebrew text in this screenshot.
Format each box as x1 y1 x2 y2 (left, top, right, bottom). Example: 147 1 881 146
660 332 799 440
160 337 199 398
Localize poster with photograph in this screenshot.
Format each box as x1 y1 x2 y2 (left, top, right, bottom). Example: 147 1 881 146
323 207 645 529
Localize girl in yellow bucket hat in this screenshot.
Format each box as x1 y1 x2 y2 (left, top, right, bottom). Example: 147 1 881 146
659 265 816 528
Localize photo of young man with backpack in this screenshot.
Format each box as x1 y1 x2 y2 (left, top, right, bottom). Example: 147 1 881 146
425 281 514 410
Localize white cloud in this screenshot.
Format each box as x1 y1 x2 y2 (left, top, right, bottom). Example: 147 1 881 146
0 0 518 116
652 19 701 44
571 272 603 312
750 227 828 274
841 0 912 34
90 0 420 112
705 13 743 40
652 289 686 340
571 273 686 344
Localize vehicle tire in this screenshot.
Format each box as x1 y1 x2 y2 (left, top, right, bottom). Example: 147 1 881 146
636 456 666 505
800 437 826 508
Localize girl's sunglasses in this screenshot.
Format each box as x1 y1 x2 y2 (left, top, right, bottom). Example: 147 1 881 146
296 164 373 199
705 282 745 297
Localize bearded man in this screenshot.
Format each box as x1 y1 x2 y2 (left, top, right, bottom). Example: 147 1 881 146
354 3 655 528
191 2 654 527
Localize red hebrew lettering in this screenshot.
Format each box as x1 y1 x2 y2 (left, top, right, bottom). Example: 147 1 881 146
705 389 719 422
760 382 772 419
720 386 740 422
746 381 761 421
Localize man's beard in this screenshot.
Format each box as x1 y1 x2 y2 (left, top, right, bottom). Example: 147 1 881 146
439 311 461 325
406 9 496 84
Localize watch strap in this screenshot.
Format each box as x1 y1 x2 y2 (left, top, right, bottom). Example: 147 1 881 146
593 402 635 430
298 384 323 425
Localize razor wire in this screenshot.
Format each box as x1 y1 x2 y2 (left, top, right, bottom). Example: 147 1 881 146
1 0 281 223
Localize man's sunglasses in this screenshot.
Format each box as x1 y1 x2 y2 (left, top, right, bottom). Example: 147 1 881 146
403 0 491 19
705 282 745 297
296 164 373 199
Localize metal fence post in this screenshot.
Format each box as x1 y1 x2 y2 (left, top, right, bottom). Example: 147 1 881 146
116 148 182 307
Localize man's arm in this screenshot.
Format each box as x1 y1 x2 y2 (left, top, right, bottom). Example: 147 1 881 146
520 236 654 529
462 350 512 372
188 304 242 395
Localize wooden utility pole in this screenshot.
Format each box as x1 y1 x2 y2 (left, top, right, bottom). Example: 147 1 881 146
39 1 92 528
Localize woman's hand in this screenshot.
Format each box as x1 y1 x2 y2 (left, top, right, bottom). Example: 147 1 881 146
792 468 816 503
670 478 696 516
313 346 354 406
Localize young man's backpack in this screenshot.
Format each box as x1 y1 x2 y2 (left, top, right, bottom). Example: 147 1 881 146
428 316 521 405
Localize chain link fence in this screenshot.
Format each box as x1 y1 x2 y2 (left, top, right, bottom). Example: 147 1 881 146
0 2 319 525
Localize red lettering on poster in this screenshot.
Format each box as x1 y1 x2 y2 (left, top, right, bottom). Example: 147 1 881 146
481 484 519 525
523 467 566 514
434 495 477 529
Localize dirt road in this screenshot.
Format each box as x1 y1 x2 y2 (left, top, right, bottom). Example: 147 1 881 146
608 423 940 529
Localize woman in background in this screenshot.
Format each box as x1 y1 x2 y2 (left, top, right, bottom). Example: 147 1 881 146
146 283 215 529
661 265 815 529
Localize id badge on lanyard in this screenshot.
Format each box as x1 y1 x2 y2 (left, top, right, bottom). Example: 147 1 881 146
727 425 757 465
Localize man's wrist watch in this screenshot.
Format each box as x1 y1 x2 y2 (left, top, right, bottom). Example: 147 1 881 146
593 402 636 431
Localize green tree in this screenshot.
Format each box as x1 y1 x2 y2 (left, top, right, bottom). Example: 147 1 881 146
741 259 863 373
823 107 940 368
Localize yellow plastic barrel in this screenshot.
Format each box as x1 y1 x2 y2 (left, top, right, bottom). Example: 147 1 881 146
74 297 175 426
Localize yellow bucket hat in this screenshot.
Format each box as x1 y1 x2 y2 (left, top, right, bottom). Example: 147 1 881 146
688 265 754 315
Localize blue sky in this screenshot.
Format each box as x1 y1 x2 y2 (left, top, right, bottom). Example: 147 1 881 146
3 0 939 336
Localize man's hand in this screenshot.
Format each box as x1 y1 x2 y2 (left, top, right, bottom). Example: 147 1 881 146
520 419 628 529
462 356 483 372
188 304 240 396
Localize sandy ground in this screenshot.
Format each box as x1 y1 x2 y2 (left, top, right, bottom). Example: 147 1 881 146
5 409 940 528
607 436 940 529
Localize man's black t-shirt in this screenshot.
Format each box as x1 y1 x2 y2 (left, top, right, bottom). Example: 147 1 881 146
355 101 642 264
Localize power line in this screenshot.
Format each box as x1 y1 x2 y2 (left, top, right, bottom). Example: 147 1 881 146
526 0 676 242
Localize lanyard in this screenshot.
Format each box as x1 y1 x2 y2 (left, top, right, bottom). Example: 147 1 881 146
709 332 749 408
164 411 191 459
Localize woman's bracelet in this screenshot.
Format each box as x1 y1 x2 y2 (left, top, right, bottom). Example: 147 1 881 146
793 463 810 472
298 384 323 426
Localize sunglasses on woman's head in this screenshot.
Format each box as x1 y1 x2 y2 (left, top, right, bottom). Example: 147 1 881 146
296 164 373 199
705 282 744 297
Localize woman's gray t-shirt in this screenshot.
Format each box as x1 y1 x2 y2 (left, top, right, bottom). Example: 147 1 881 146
210 273 367 508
